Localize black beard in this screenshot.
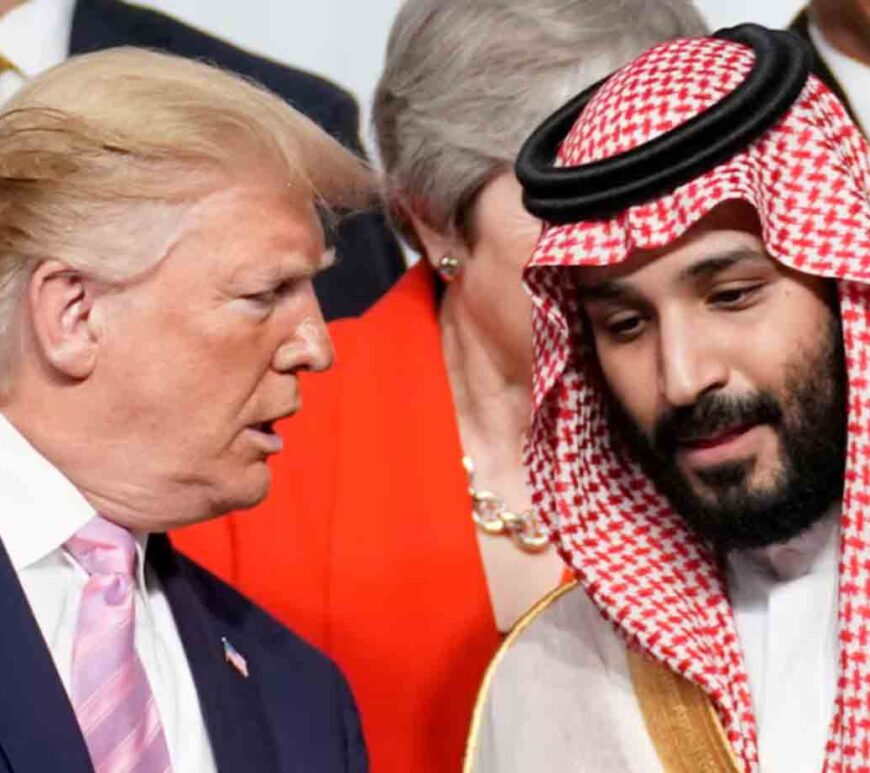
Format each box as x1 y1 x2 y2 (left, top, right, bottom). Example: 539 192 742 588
606 313 847 552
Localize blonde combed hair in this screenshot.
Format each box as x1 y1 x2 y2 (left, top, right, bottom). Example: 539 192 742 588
0 46 375 393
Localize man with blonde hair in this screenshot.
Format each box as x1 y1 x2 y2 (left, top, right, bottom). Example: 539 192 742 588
0 47 369 772
0 0 405 320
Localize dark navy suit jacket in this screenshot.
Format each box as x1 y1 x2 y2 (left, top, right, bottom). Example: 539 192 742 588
67 0 405 320
0 534 367 773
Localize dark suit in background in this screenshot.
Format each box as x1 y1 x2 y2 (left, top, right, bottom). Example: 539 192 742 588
0 534 367 773
68 0 404 319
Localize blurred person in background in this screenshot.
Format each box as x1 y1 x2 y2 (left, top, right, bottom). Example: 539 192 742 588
0 47 370 772
173 0 707 770
792 0 870 134
0 0 404 319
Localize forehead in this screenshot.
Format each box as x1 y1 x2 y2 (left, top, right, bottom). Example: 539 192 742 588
185 184 323 249
575 202 767 292
164 184 326 280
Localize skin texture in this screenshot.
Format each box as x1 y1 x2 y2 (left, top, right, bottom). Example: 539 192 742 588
4 181 333 532
411 171 565 631
0 0 25 17
412 172 540 387
438 172 541 386
812 0 870 66
578 202 844 547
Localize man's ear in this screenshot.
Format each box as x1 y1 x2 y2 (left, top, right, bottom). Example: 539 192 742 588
28 260 101 380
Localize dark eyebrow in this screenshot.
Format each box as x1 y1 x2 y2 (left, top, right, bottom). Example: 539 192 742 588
578 279 638 303
578 248 769 303
678 249 769 282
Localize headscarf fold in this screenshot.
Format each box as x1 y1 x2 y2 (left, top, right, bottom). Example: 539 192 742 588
523 32 870 771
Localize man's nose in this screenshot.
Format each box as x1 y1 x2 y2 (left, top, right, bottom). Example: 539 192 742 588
657 315 728 408
311 323 335 372
300 317 334 372
273 299 335 374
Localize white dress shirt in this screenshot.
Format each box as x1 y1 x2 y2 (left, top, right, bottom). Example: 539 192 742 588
0 413 217 772
474 514 841 772
0 0 75 103
729 512 839 773
809 19 870 136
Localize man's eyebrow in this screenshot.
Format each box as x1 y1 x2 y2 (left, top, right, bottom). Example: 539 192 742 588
238 248 336 287
273 248 336 281
578 249 769 302
577 279 637 303
678 248 769 282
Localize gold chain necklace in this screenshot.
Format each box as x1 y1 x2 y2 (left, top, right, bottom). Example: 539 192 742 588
462 455 550 553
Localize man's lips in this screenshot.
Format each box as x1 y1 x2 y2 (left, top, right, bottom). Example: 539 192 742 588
245 406 299 454
674 422 764 468
249 402 301 431
245 423 283 454
678 423 756 450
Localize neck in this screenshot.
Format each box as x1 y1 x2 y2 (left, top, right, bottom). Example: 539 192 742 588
439 286 532 477
2 389 206 533
812 1 870 67
733 504 840 582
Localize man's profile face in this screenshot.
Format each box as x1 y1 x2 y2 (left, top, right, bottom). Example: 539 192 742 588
578 202 846 550
93 182 334 525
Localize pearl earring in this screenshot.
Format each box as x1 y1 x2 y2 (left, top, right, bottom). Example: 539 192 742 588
437 254 461 281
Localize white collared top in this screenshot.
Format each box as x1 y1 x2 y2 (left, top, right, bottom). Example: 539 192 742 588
472 510 841 772
729 509 840 773
809 19 870 136
0 0 75 103
0 412 216 772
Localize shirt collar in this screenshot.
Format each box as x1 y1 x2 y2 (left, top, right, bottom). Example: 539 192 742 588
0 413 150 587
0 0 75 79
729 503 840 584
808 19 870 135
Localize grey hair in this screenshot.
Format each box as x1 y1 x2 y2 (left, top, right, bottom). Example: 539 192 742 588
373 0 708 249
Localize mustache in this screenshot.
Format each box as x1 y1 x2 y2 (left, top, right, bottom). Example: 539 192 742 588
653 391 783 456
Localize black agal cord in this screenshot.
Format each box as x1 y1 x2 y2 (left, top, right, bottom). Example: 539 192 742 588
516 24 812 224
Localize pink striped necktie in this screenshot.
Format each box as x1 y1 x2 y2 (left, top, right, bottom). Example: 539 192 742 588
65 515 173 773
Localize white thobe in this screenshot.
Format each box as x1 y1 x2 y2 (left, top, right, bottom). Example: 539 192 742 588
729 513 839 773
472 515 840 772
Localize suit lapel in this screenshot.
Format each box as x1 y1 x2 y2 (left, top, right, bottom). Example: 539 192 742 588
0 538 93 773
150 536 280 773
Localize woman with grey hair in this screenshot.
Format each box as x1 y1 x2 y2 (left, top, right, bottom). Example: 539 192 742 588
175 1 707 771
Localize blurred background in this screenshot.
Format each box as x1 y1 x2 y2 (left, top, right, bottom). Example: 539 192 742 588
139 0 806 148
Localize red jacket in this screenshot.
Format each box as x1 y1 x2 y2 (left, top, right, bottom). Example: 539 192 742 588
173 264 501 772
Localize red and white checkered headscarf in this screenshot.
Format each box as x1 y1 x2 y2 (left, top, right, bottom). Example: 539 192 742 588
524 34 870 771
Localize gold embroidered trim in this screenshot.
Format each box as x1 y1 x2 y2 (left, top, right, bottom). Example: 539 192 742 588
463 580 580 772
627 649 741 773
463 578 741 773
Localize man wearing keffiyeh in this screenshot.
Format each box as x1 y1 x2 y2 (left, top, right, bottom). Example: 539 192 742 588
466 24 870 773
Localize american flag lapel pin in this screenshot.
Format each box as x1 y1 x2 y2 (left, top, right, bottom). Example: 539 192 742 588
222 637 249 678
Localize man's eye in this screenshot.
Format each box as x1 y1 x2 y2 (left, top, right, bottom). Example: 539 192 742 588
604 313 645 340
242 281 297 308
243 290 277 306
709 283 763 308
